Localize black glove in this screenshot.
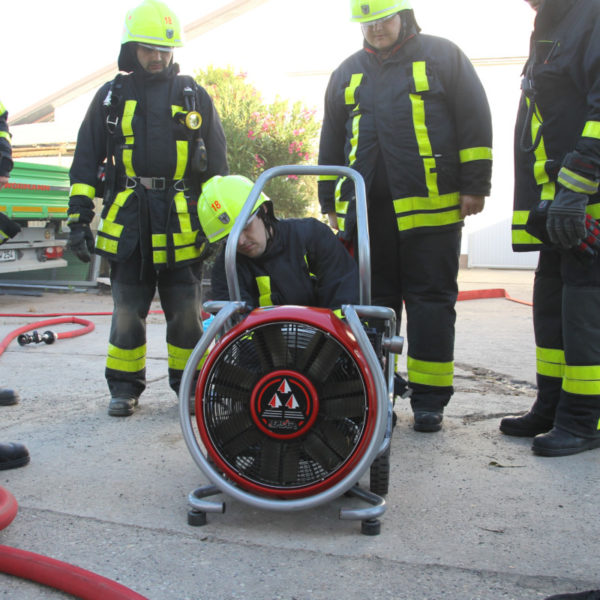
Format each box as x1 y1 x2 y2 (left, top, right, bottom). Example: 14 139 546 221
0 213 21 246
67 223 94 263
546 188 588 249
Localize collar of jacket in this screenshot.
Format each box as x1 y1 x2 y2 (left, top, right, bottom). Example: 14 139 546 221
535 0 578 33
363 32 417 62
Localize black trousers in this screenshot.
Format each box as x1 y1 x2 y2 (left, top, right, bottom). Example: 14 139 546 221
367 180 460 412
531 249 600 437
106 252 203 399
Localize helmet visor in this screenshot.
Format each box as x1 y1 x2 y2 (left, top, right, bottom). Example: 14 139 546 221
360 12 398 30
137 42 174 52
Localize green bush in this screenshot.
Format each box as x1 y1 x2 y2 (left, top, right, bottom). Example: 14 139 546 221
195 66 322 218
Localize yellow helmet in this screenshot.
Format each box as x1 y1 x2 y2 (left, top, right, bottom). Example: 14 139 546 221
350 0 412 23
121 0 184 48
198 175 271 243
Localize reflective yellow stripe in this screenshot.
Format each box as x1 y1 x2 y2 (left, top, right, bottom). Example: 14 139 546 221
256 276 272 307
0 101 5 113
121 100 137 177
409 94 433 157
333 308 343 319
174 140 188 180
344 73 363 105
0 131 10 141
70 183 96 199
459 147 493 163
557 167 599 194
536 346 565 379
394 192 459 213
335 74 363 233
152 245 204 264
167 343 194 371
587 204 600 220
106 343 146 373
563 364 600 396
412 61 429 93
318 175 337 182
96 234 119 255
174 191 192 232
398 207 462 230
512 229 544 246
407 356 453 388
582 121 600 139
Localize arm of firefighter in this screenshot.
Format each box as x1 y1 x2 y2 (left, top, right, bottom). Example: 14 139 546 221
209 246 255 307
557 18 600 199
318 70 348 217
0 101 14 179
0 212 21 245
197 86 229 181
444 43 493 200
308 218 360 312
67 84 111 226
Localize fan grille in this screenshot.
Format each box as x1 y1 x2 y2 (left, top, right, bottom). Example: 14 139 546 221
199 320 371 495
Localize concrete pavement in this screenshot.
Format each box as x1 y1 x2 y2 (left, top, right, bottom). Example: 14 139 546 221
0 268 599 600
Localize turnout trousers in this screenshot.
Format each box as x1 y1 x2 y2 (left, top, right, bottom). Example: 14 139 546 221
106 251 204 399
367 181 461 413
531 249 600 438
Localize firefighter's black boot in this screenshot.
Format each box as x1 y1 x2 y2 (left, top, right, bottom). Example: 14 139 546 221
0 442 30 470
544 590 600 599
413 410 443 432
532 427 600 457
500 410 553 437
108 396 139 417
0 389 19 406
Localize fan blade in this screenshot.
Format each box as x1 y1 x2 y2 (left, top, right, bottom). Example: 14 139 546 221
302 430 344 472
253 324 290 369
304 337 345 383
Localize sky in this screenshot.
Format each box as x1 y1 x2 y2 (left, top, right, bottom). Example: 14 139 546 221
2 0 539 238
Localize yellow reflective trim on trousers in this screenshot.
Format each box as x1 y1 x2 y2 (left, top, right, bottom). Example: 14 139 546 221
536 346 565 379
106 343 146 373
167 343 194 371
412 61 429 92
174 191 192 232
407 356 453 387
70 183 96 200
121 100 137 177
256 276 273 307
344 73 363 105
563 364 600 396
557 167 599 194
0 131 10 141
459 147 493 163
582 121 600 139
174 140 188 180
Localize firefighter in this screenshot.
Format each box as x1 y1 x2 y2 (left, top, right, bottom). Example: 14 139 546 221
198 175 359 311
68 0 229 417
500 0 600 456
0 100 30 470
318 0 493 432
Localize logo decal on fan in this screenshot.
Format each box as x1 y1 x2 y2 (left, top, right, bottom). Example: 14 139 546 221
251 370 319 439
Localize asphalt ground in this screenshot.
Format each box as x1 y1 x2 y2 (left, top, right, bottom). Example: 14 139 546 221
0 268 599 600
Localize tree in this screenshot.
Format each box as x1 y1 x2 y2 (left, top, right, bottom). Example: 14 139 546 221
195 66 322 218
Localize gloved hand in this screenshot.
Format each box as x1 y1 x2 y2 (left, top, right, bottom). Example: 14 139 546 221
575 213 600 266
195 229 212 262
546 188 588 249
67 223 94 263
0 213 21 246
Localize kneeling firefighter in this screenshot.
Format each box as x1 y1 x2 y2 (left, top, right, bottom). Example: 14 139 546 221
67 0 229 417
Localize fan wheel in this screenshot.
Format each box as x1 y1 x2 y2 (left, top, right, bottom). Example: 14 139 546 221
195 307 377 499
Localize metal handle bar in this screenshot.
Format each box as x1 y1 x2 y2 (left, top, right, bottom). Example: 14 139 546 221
225 165 371 305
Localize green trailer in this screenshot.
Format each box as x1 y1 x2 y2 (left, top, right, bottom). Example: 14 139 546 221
0 161 70 274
